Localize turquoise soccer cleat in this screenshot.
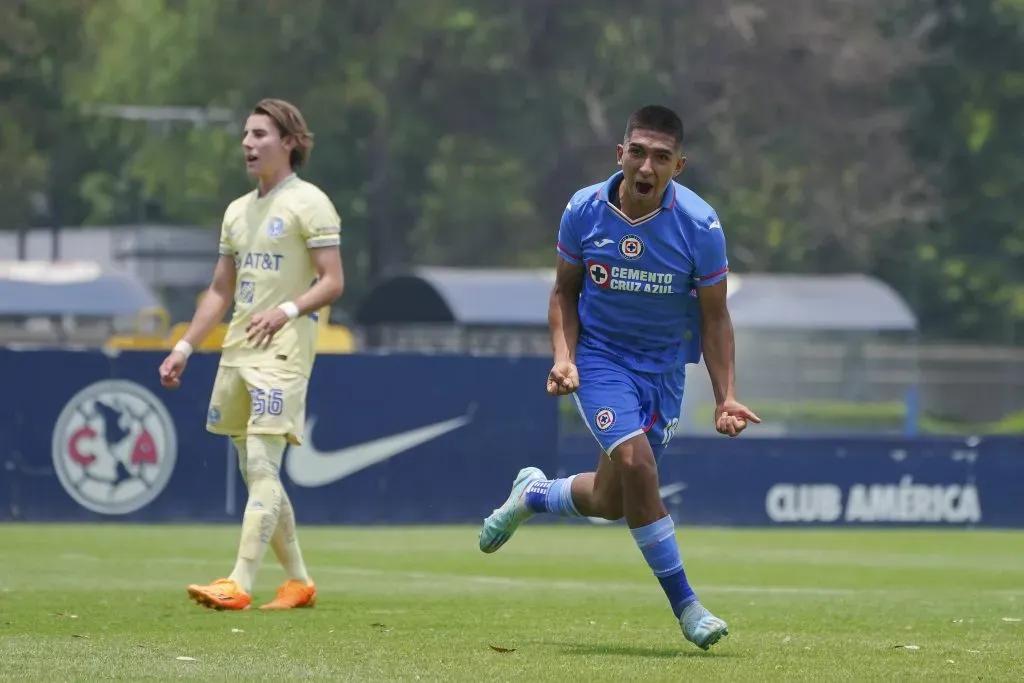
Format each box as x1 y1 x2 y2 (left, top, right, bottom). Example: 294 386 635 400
679 601 730 651
478 466 546 553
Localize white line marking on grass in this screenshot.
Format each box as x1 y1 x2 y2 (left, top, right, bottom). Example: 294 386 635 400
52 554 1024 599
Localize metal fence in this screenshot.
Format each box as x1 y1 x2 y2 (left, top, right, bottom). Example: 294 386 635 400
357 324 1024 433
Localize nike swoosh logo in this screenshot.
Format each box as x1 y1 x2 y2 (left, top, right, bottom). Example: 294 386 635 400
594 239 614 247
587 482 687 525
658 482 688 498
285 412 472 487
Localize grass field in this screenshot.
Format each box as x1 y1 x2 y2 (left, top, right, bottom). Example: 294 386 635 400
1 524 1022 681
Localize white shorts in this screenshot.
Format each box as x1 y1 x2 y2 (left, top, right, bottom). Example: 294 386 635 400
205 365 308 445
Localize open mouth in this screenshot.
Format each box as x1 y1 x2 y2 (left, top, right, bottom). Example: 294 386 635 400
245 153 258 164
635 181 654 196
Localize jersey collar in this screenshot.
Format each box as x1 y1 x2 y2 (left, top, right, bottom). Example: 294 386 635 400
256 172 298 199
597 170 677 210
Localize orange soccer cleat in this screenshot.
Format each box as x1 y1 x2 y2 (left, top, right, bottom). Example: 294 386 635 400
259 579 317 610
186 578 252 611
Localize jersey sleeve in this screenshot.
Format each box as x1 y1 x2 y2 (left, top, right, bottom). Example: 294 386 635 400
555 201 583 265
298 194 342 249
217 208 234 256
693 214 729 287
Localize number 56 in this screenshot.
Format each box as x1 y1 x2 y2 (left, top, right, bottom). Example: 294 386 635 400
250 388 284 416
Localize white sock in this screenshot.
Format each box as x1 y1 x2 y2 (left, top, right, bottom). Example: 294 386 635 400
228 437 252 590
270 490 310 583
235 435 309 583
228 557 259 594
227 434 286 594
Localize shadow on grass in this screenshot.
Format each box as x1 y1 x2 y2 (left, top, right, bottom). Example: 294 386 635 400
546 641 737 659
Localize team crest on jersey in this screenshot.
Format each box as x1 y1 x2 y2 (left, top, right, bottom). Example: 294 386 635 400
595 408 616 431
618 234 644 260
587 261 611 288
267 216 285 238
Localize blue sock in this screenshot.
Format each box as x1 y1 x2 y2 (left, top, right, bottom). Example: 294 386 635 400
523 476 583 517
630 515 696 617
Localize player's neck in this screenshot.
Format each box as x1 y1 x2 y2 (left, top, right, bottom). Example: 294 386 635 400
256 168 295 198
616 180 660 220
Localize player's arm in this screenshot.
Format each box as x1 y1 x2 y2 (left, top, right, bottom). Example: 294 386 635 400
291 195 344 315
159 254 236 388
697 277 760 435
247 195 343 347
294 245 344 316
245 247 342 348
178 205 239 353
549 256 585 364
547 200 585 395
183 255 237 348
693 215 760 434
696 279 736 405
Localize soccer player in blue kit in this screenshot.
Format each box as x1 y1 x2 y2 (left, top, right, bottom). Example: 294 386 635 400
478 105 760 650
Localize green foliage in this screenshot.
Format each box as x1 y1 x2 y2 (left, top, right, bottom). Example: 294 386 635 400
890 0 1024 343
2 0 1022 343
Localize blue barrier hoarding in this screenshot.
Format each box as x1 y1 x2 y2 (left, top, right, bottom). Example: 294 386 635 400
560 435 1022 528
0 349 557 524
0 349 1020 527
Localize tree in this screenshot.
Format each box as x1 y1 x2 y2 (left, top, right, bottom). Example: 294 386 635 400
0 0 98 241
20 0 1024 341
894 0 1024 341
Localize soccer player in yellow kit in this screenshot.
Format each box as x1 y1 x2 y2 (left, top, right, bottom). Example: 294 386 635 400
158 98 344 611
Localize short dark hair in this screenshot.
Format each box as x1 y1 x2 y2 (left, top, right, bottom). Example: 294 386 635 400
623 105 684 152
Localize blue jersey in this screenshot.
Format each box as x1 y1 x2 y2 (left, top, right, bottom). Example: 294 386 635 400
556 170 729 374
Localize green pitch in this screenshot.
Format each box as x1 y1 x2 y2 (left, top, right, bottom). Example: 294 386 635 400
1 524 1022 681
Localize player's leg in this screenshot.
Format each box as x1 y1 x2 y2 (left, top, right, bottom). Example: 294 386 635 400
511 427 625 521
478 357 634 553
609 431 726 650
228 413 309 583
218 428 313 610
253 369 316 610
188 366 254 610
267 486 308 585
227 367 316 610
543 364 725 650
633 368 728 650
230 436 309 592
519 357 639 521
568 451 624 520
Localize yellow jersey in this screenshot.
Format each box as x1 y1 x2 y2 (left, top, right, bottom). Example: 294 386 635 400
217 174 341 378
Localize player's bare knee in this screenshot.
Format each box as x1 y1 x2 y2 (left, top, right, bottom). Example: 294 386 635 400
609 438 656 476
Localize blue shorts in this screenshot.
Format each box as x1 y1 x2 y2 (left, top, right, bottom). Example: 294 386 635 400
571 352 685 460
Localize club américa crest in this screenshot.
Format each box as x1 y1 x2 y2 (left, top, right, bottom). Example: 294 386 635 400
51 380 177 515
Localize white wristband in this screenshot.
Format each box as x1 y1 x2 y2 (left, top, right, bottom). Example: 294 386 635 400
278 301 300 320
173 340 194 358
